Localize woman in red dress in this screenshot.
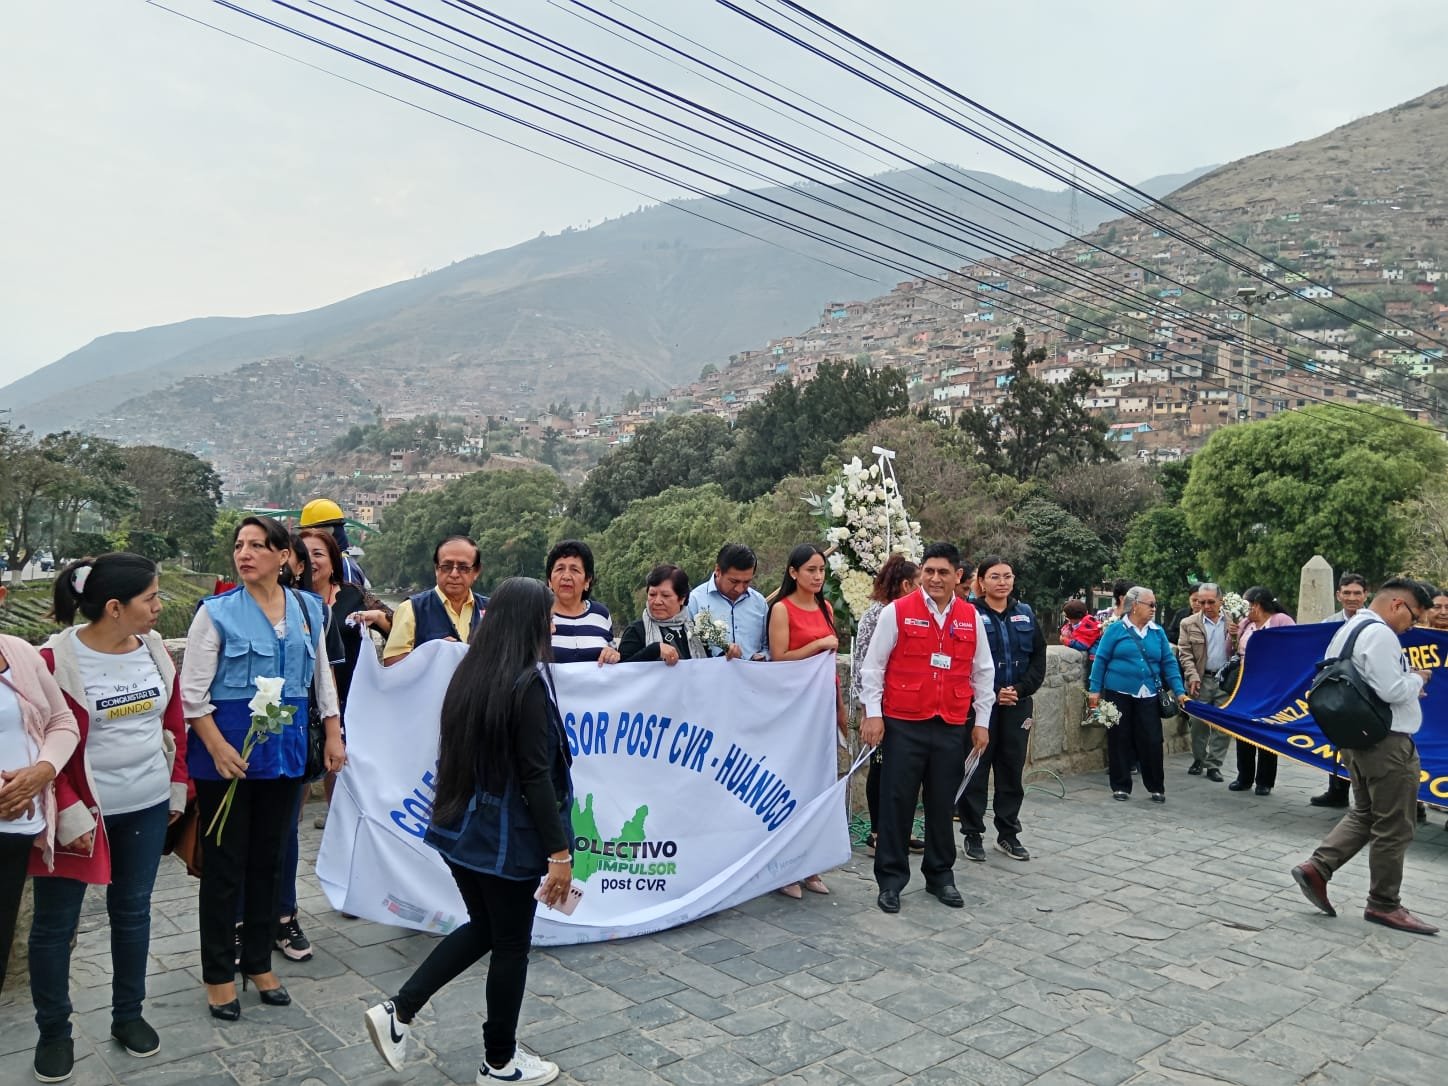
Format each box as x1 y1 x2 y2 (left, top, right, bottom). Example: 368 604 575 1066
767 543 847 899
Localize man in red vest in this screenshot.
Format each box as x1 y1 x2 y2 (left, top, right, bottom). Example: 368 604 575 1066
859 542 996 913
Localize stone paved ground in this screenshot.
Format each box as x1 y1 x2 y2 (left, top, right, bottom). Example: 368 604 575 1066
3 752 1446 1086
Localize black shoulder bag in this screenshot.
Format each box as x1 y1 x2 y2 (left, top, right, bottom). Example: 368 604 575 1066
289 588 328 782
1307 622 1393 750
1132 629 1180 718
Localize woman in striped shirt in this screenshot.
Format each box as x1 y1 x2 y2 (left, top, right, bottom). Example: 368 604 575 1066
546 540 619 665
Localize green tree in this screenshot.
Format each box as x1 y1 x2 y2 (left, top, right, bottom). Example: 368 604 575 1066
571 414 735 530
204 508 247 576
956 327 1116 482
119 445 223 559
367 469 567 592
1013 495 1110 610
590 485 745 622
1183 405 1446 606
1046 460 1161 564
1118 505 1199 613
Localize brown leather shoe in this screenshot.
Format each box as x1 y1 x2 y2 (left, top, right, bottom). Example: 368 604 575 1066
1363 906 1439 935
1291 862 1336 917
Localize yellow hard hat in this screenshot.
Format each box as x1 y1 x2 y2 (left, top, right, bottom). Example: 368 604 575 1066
299 498 345 526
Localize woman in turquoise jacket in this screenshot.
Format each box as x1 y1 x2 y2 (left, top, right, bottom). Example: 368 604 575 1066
1087 585 1187 803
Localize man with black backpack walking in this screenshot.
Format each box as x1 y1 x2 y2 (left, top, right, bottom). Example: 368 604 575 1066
1291 577 1439 935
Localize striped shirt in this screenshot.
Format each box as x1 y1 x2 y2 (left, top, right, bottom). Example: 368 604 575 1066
551 600 615 664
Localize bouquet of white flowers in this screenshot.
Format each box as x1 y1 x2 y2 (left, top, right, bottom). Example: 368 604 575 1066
206 676 297 842
1084 701 1122 729
805 455 923 624
1221 591 1248 622
692 608 732 654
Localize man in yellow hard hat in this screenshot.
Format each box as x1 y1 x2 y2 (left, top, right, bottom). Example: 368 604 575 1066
300 498 367 586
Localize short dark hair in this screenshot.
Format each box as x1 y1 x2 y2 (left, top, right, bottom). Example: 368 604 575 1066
1338 572 1368 590
546 539 595 597
284 530 315 592
1112 579 1131 603
1063 600 1088 621
300 528 346 587
1379 576 1434 611
234 514 290 552
715 543 757 574
645 563 689 599
872 554 919 604
921 542 962 568
433 535 481 568
52 553 159 626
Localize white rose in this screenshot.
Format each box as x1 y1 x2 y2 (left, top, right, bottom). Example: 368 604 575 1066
248 675 286 715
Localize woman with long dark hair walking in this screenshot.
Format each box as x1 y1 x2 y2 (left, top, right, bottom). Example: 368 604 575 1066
365 577 573 1086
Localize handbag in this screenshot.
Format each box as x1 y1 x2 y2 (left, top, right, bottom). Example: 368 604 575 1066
163 798 203 878
1307 621 1393 750
287 588 330 783
1131 630 1180 718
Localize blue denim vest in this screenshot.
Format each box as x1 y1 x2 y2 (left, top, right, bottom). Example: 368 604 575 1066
187 587 324 781
411 589 487 647
425 673 574 881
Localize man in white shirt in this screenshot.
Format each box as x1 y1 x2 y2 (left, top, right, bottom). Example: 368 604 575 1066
1292 577 1438 934
859 543 995 914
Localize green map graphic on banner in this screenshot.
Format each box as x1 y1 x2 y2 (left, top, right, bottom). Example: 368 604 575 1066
571 793 650 883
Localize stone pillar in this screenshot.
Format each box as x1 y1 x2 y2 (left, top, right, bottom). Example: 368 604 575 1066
1298 555 1336 623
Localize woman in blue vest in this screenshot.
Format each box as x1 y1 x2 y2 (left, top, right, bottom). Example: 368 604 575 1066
1087 585 1187 803
180 516 343 1021
364 577 573 1086
957 556 1047 862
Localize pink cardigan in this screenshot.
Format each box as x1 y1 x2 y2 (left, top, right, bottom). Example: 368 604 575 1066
0 633 81 870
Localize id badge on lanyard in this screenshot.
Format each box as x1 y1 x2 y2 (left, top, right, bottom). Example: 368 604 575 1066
930 652 952 670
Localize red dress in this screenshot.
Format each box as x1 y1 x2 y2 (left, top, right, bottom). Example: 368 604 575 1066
781 598 836 656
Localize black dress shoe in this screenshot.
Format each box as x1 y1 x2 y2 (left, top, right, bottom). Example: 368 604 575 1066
877 889 901 914
1186 762 1202 776
1228 780 1251 791
926 883 964 908
208 1000 241 1022
1206 768 1224 782
244 975 291 1006
1255 786 1273 796
1309 790 1349 808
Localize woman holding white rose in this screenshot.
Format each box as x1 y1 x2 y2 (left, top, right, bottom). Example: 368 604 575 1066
181 516 343 1021
768 543 846 898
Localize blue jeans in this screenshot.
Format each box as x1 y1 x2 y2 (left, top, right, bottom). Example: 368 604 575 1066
30 801 169 1039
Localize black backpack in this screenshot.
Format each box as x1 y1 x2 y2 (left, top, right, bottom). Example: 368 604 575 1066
1307 621 1393 750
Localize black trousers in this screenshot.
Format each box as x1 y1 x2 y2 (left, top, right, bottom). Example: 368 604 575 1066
195 776 302 984
0 831 34 996
1235 742 1278 788
1104 692 1165 795
957 699 1031 838
874 715 966 892
394 862 540 1069
865 753 881 831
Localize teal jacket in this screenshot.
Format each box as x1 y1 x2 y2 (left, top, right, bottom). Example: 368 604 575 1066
1088 620 1186 698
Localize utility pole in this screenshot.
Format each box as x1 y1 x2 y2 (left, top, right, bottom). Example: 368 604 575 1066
1236 286 1257 422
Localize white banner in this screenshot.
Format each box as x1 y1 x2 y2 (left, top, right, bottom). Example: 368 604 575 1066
316 640 853 944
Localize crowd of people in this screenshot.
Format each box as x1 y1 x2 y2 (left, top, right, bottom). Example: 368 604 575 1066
1 506 1443 1084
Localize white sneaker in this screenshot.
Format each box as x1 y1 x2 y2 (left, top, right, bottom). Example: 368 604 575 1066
477 1047 559 1085
363 1000 409 1072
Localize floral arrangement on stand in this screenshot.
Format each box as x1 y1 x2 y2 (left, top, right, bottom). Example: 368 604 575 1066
1084 700 1122 729
692 608 732 654
805 455 923 628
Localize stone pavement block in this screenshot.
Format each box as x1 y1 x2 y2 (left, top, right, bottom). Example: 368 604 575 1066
955 1015 1040 1058
1378 1020 1448 1059
597 1027 681 1070
1055 1043 1141 1086
1351 990 1439 1028
1155 1038 1298 1086
1002 1031 1090 1077
713 954 785 986
724 1019 843 1076
1302 1062 1381 1086
644 1014 729 1060
820 1004 917 1050
772 970 834 999
871 1028 965 1076
115 1051 234 1085
660 959 746 998
915 999 995 1036
869 978 961 1021
998 1001 1074 1037
911 1045 1032 1085
684 938 750 965
553 987 632 1018
711 1004 787 1037
655 1045 773 1086
756 991 843 1032
821 1049 908 1086
210 1034 326 1085
567 1051 672 1084
660 988 732 1021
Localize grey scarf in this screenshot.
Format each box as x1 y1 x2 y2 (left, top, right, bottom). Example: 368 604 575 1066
641 610 705 660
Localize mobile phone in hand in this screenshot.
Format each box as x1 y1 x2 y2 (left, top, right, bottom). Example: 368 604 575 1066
535 879 585 916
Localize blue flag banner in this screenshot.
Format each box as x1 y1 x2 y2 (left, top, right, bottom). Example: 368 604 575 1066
1185 622 1448 804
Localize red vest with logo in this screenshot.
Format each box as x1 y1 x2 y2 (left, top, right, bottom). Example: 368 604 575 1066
882 591 979 725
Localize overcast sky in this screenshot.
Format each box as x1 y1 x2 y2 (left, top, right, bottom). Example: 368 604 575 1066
3 0 1445 388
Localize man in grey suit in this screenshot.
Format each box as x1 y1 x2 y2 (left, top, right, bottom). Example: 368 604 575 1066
1177 583 1235 782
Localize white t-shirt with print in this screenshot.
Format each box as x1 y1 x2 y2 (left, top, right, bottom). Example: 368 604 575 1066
73 640 170 816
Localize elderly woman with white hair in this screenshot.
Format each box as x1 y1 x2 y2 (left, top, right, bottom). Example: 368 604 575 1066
1087 585 1187 803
